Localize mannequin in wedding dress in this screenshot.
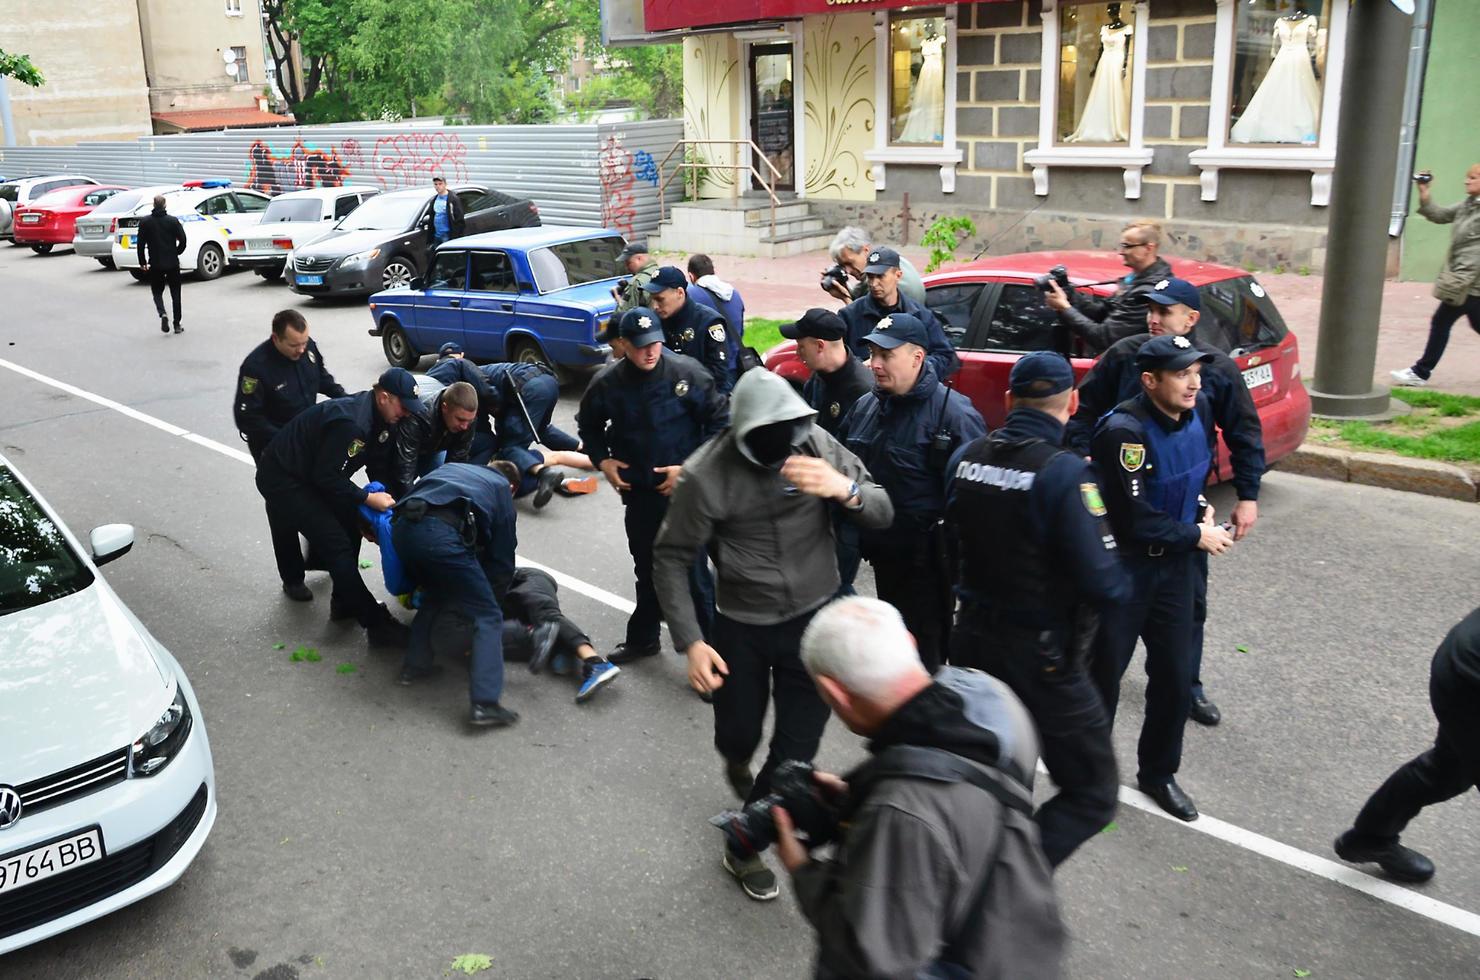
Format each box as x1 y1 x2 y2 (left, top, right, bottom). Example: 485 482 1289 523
1230 11 1322 144
899 29 946 143
1067 12 1132 143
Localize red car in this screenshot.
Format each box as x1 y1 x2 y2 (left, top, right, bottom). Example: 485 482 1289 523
764 250 1312 483
12 184 129 254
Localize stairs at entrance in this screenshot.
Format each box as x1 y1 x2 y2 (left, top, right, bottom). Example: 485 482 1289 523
653 194 833 258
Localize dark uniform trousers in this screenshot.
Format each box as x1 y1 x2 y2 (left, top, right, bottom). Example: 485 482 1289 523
869 525 953 673
1191 549 1210 700
254 468 377 628
497 371 581 495
622 489 715 650
249 438 319 586
150 268 182 324
711 608 832 806
503 568 590 654
952 606 1119 867
1090 552 1197 786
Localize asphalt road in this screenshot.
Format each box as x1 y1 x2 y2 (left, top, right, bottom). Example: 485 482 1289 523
1 245 1478 980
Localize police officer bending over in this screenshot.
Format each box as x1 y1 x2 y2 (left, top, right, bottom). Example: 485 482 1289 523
1089 335 1235 821
385 380 479 499
840 313 986 673
644 265 734 394
254 367 420 645
947 352 1130 867
1068 277 1265 727
838 247 959 382
576 309 727 665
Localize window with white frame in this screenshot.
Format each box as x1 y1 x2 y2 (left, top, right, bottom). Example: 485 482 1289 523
225 0 243 15
228 45 249 83
866 8 962 194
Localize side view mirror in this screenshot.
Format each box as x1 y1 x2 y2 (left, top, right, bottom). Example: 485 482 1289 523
409 276 425 291
90 523 135 566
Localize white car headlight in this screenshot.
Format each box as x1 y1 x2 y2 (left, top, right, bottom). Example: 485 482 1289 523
340 248 381 267
129 686 193 777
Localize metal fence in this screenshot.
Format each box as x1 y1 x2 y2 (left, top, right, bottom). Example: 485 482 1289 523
0 119 683 239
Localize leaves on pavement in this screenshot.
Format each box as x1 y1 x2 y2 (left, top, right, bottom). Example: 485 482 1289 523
336 663 357 674
290 646 321 663
449 954 493 975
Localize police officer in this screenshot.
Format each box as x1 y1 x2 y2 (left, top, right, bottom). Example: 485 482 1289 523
838 247 959 382
1068 277 1265 727
946 352 1130 867
644 265 734 394
426 342 499 463
391 461 519 727
255 367 422 645
576 308 727 664
235 309 348 600
479 361 587 508
1089 335 1235 821
612 240 659 314
384 380 478 499
840 313 986 672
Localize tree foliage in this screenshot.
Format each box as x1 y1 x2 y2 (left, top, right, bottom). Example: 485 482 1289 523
0 49 44 88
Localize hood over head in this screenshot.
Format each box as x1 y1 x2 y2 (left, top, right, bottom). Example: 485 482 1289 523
695 274 735 301
729 368 816 468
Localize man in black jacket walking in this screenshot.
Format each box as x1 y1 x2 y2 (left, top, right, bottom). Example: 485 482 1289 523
138 195 188 333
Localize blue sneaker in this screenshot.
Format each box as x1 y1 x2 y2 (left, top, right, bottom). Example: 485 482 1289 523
576 660 620 703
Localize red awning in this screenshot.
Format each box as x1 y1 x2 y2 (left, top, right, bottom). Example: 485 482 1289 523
151 107 295 133
644 0 1012 33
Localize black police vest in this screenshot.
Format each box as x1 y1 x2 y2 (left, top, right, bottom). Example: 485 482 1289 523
948 434 1068 616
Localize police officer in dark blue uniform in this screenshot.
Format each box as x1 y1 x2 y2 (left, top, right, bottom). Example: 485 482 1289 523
255 368 422 645
840 313 986 672
1068 277 1266 727
946 352 1130 867
479 360 585 508
837 247 960 381
1089 335 1235 821
576 308 727 663
643 266 735 394
392 461 520 727
427 342 499 462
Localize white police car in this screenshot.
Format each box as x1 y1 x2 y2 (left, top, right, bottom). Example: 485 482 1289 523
111 179 272 281
226 184 380 281
0 453 215 953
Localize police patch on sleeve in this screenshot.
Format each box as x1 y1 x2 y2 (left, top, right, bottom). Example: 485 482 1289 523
1080 482 1107 517
241 376 259 395
1120 443 1145 472
674 379 690 397
708 324 726 343
347 438 365 458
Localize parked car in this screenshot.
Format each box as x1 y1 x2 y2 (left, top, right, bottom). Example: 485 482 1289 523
367 226 623 375
0 175 99 241
764 251 1312 481
112 180 273 281
0 453 216 954
226 184 381 281
72 186 182 269
288 185 540 299
11 185 130 254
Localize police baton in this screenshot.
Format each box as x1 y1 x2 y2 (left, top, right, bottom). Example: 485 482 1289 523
510 381 541 442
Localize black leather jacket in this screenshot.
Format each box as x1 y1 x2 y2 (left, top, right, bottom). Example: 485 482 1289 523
385 389 472 498
1057 257 1174 353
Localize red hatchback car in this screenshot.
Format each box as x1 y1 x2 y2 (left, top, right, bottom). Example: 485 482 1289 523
765 250 1312 482
12 184 129 254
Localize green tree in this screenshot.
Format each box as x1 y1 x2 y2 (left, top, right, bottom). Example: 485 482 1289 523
606 44 682 119
0 49 44 87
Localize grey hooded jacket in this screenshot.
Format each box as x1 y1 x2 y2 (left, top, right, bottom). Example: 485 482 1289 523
1420 196 1480 304
652 369 893 650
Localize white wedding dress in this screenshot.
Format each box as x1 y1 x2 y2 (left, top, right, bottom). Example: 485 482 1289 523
1231 15 1321 144
1068 25 1132 143
899 35 946 143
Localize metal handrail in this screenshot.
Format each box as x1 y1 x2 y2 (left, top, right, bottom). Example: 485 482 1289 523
658 139 784 237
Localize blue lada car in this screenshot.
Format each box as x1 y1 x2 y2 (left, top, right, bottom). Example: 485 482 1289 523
368 226 625 376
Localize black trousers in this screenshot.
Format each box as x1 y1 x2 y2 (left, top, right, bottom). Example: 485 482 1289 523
711 609 831 807
1191 549 1209 699
1413 295 1480 379
870 544 953 673
250 439 315 586
953 607 1118 867
1351 656 1480 843
255 472 376 628
149 268 182 323
502 568 591 653
1090 552 1196 787
621 489 714 650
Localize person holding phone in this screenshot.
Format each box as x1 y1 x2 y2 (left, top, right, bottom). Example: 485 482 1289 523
1392 165 1480 386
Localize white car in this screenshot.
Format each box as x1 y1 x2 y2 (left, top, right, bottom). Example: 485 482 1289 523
0 454 215 954
112 180 273 280
0 175 99 240
226 184 380 281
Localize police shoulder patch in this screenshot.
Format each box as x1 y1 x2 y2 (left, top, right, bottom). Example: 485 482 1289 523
674 379 690 397
1080 482 1107 517
241 376 259 395
1120 443 1145 472
347 438 365 458
708 323 726 343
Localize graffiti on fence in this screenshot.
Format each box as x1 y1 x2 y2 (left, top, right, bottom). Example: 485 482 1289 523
599 135 637 239
633 150 659 187
244 140 361 194
371 132 469 189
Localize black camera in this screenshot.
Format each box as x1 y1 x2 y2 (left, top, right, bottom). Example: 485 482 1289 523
1414 171 1434 185
1034 264 1071 294
709 760 841 859
820 264 851 294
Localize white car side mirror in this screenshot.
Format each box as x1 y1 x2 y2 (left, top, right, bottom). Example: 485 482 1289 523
90 523 135 566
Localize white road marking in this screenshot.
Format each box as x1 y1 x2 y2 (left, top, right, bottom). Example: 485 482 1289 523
4 355 1479 940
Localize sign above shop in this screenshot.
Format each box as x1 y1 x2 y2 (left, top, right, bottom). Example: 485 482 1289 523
643 0 1012 34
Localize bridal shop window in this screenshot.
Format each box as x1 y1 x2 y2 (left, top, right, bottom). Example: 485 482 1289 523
1058 2 1133 144
889 13 946 146
1229 1 1329 144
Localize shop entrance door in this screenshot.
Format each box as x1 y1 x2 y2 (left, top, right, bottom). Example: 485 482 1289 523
748 44 795 192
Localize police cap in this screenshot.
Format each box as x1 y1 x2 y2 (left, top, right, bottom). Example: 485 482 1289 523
1145 277 1201 312
617 308 665 347
641 266 688 293
1135 334 1215 372
862 312 929 350
862 246 901 275
1009 351 1075 397
779 308 847 342
377 367 423 412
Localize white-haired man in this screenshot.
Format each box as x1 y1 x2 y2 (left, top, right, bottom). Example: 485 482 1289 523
823 226 926 305
772 596 1065 980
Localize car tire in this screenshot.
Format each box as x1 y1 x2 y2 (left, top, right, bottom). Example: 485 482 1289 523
129 270 149 283
381 258 417 291
382 321 420 369
509 337 565 385
257 265 284 282
30 243 53 255
196 243 225 280
96 257 115 270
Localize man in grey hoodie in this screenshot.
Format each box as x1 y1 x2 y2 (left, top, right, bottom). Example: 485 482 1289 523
653 368 893 902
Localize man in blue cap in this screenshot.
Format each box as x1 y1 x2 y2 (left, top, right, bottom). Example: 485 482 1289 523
838 246 959 382
840 313 986 673
644 265 734 393
1089 334 1235 821
577 308 728 664
945 351 1130 867
1067 275 1265 727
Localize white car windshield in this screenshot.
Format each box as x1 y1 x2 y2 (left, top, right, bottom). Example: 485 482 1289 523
0 466 94 615
263 198 322 223
92 190 150 215
337 194 423 231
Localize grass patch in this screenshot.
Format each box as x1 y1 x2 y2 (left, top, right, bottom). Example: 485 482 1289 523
744 317 788 356
1308 389 1480 463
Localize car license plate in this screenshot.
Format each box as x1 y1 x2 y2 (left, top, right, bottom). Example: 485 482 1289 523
20 214 39 224
1242 364 1274 389
120 235 132 249
297 274 324 286
0 827 104 896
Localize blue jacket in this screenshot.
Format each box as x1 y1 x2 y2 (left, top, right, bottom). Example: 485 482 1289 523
839 291 960 381
358 481 415 596
1090 392 1213 554
395 462 517 597
256 391 397 511
661 296 733 394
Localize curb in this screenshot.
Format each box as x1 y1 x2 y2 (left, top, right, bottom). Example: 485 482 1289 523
1274 445 1478 502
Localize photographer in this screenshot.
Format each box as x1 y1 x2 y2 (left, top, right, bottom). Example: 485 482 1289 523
1392 165 1480 387
1042 220 1172 354
823 227 926 305
774 597 1065 980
